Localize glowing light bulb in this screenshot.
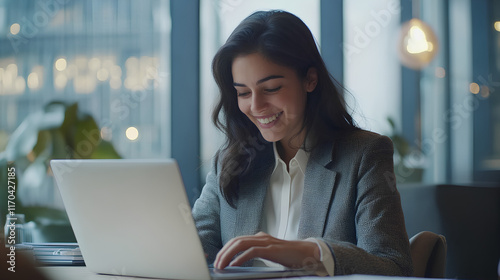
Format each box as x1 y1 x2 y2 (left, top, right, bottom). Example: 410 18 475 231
469 83 480 94
55 58 67 71
126 127 139 141
398 18 439 70
97 68 109 81
10 23 20 35
27 73 39 89
495 21 500 32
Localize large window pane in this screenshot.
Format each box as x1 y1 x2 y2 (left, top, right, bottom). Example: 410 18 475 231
481 0 500 179
344 0 401 135
0 0 170 242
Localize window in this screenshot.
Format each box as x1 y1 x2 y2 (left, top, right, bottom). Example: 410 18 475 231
489 1 500 173
473 0 500 181
0 0 170 241
343 0 402 134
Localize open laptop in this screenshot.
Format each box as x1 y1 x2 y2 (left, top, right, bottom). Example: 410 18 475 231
50 159 315 280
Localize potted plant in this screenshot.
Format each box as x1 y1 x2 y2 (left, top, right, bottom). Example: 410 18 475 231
387 117 424 184
0 101 121 242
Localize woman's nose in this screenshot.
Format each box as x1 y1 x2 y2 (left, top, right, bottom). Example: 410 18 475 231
251 92 266 112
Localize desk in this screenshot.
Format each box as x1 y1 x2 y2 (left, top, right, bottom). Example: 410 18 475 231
39 266 432 280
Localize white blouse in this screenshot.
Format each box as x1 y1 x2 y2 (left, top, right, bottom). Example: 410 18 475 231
257 142 334 276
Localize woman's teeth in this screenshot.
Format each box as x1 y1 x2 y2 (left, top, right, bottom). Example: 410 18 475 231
257 112 281 124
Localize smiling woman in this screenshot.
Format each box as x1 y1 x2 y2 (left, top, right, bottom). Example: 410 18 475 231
192 10 413 277
199 0 321 182
232 53 316 162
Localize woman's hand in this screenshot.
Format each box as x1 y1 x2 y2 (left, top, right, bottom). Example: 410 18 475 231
214 232 322 270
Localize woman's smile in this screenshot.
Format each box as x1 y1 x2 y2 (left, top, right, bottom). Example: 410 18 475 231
254 112 283 127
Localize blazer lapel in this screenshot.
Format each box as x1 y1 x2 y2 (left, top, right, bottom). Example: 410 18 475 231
233 144 274 237
298 142 337 239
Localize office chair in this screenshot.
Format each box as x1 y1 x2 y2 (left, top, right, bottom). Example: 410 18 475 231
410 231 447 278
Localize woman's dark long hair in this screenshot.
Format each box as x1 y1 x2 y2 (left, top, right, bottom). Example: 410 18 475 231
212 10 358 207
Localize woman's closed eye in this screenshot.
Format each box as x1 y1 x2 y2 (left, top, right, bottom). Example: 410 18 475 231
236 86 281 97
237 91 251 97
264 86 282 93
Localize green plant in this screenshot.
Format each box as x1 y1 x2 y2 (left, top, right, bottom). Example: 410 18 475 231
386 116 424 183
387 117 410 164
0 101 120 241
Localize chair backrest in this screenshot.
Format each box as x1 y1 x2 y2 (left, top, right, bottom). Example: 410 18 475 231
410 231 447 278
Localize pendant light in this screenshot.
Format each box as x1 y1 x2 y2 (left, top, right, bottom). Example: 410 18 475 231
397 0 439 70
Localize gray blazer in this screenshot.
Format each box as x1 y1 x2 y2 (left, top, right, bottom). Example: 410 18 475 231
192 130 413 276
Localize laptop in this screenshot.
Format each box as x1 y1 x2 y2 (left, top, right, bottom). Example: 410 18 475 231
50 159 314 279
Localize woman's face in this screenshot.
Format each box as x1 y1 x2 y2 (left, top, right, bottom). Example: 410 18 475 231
232 52 317 145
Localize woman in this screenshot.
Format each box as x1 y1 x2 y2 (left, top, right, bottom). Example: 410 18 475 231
192 10 412 276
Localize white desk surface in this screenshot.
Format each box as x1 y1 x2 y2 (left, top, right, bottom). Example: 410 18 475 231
39 266 428 280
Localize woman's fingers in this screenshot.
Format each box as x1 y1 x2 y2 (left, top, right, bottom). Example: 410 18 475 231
230 241 318 268
228 244 278 267
215 232 273 269
214 232 321 270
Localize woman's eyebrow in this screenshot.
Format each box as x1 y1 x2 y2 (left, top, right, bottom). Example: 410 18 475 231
233 75 284 87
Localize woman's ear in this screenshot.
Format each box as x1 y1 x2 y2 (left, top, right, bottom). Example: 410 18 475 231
304 67 318 93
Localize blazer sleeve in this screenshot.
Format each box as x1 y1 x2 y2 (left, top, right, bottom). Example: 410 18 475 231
192 159 223 265
323 135 413 276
